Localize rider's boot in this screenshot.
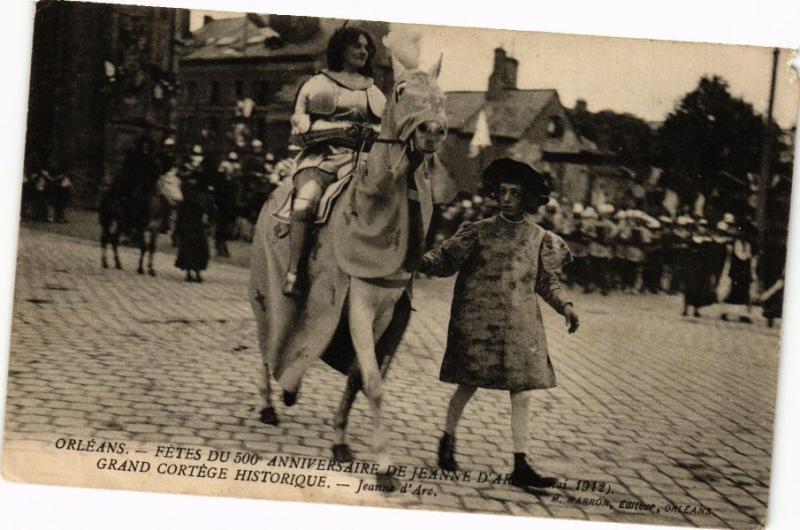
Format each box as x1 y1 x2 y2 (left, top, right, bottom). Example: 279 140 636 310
283 217 312 297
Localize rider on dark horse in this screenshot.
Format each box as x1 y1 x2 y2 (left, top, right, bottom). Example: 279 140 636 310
117 136 160 243
282 26 386 296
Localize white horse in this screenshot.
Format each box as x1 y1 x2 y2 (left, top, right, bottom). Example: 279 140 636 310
249 54 453 482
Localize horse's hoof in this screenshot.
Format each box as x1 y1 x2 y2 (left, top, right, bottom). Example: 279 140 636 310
282 389 298 407
375 472 400 494
115 263 123 270
259 406 279 426
137 267 144 275
148 268 156 277
331 444 354 463
101 260 108 269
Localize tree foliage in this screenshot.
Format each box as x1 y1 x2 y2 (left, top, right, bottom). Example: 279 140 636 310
569 107 655 177
654 75 772 201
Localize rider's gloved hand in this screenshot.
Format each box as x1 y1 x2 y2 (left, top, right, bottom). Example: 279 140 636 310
348 122 366 139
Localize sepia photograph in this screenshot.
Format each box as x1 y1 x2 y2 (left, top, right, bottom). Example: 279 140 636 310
1 0 800 529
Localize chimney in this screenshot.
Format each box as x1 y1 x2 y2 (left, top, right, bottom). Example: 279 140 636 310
203 15 214 26
487 47 508 101
503 57 518 90
574 99 588 113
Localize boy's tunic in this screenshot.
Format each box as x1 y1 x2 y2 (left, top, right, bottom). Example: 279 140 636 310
424 214 572 391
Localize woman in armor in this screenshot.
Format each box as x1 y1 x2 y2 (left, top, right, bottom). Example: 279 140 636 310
283 26 386 296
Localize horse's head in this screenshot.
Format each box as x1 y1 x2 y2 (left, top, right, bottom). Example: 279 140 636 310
382 56 447 155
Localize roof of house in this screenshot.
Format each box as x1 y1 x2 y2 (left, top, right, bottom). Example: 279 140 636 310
183 17 329 61
447 88 604 159
445 89 559 139
445 91 487 131
190 16 262 43
589 164 638 179
183 17 392 66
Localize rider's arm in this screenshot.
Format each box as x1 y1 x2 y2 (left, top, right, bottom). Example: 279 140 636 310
291 76 354 134
419 221 478 277
290 80 314 134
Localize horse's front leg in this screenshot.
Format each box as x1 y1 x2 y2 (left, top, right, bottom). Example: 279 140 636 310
348 278 402 479
101 230 109 269
253 307 279 426
147 229 157 276
333 345 399 463
136 232 145 274
333 364 361 462
111 226 122 270
258 362 279 425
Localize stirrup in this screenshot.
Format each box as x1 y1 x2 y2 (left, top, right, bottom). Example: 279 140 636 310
282 271 302 297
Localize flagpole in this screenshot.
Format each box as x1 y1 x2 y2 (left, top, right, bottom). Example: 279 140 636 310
478 148 484 194
757 48 779 262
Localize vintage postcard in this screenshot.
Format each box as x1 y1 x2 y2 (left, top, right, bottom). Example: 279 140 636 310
2 0 799 528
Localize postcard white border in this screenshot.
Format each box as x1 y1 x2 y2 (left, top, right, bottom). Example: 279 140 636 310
1 1 798 529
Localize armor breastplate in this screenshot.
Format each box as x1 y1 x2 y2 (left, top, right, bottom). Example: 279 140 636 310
303 72 385 123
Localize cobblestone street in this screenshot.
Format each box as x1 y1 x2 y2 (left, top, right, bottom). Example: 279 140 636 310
3 227 782 528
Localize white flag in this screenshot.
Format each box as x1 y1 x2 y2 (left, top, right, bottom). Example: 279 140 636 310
469 110 491 158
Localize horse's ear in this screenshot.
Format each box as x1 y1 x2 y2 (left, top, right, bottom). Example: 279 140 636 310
391 55 406 78
428 54 443 80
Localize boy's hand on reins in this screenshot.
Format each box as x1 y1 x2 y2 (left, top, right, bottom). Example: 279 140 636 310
564 304 580 334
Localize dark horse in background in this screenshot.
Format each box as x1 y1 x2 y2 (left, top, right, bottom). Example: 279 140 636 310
100 137 167 275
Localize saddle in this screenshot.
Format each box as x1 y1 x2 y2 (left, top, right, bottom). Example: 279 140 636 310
271 159 357 227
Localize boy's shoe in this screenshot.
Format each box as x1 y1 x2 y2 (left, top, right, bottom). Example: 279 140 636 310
438 432 458 471
510 453 558 489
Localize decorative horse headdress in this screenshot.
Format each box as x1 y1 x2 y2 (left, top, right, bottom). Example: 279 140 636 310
381 28 446 143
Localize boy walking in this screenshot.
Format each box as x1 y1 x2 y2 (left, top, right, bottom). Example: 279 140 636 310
419 158 579 489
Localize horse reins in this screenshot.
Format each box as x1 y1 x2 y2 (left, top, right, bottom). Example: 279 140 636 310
353 136 405 169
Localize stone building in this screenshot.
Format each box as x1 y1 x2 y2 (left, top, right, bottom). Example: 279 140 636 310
176 15 392 160
441 48 616 205
24 1 190 205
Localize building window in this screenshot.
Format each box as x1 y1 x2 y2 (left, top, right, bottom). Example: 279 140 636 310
208 116 221 138
209 81 221 105
186 81 198 105
182 117 197 144
257 81 281 105
178 120 187 143
256 118 268 142
547 116 565 138
257 81 269 105
235 80 245 100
